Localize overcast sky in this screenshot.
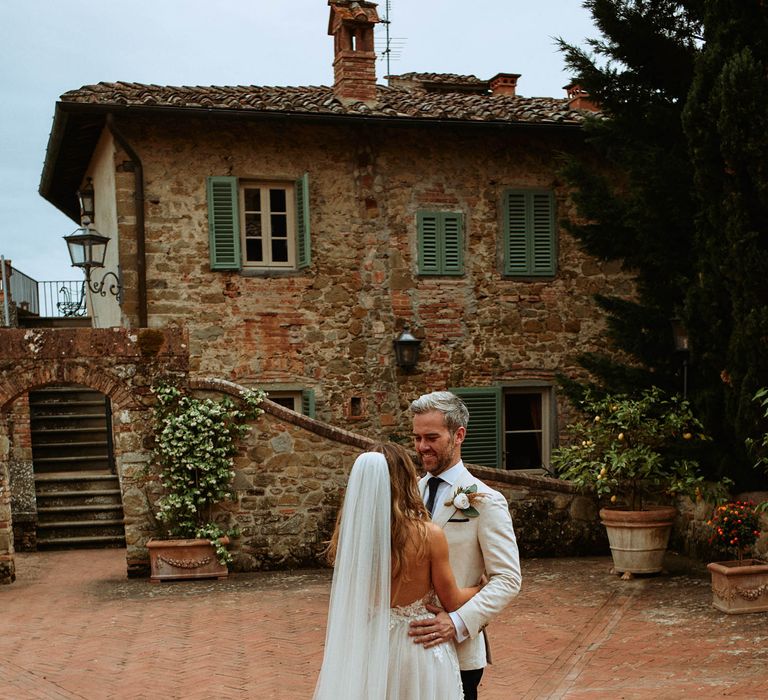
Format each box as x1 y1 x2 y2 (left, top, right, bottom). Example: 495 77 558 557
0 0 596 282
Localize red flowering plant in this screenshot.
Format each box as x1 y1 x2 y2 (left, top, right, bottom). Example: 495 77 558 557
707 501 763 562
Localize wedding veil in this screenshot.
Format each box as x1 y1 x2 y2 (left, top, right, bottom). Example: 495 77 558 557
313 452 392 699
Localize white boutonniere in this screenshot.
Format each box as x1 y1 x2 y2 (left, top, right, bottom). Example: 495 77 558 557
444 484 486 518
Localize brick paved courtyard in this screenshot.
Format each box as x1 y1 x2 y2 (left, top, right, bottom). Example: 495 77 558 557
1 549 767 699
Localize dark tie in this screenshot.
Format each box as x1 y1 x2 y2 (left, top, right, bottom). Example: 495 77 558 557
425 477 444 516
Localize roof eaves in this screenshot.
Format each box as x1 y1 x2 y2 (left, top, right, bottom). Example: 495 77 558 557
53 97 586 131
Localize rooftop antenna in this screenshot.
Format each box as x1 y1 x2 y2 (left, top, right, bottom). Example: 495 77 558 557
383 0 392 76
375 0 406 78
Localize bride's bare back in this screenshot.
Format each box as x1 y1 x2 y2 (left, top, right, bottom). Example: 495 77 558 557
391 521 478 611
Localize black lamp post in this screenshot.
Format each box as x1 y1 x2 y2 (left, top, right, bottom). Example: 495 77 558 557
670 318 690 398
64 225 123 302
393 327 422 371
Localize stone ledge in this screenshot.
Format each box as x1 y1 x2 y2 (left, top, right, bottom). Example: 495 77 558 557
189 377 375 451
188 377 579 494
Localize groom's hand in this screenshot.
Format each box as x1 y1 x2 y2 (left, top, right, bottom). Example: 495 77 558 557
408 604 456 648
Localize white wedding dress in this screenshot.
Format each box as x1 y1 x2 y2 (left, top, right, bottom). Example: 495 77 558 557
313 452 464 700
388 592 464 700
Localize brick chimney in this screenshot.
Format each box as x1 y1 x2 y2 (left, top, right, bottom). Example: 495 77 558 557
489 73 521 97
328 0 380 106
564 82 600 112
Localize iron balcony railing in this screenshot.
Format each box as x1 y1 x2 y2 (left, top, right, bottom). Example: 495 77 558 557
5 266 87 319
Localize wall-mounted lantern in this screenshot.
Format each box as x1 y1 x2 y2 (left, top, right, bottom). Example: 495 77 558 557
76 178 95 223
64 225 123 302
393 326 422 371
670 318 689 354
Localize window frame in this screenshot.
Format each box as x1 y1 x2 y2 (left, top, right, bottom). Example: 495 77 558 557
501 384 554 472
207 174 310 272
265 388 315 417
451 382 556 472
239 181 297 269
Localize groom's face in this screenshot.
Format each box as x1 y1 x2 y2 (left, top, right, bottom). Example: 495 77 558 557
412 410 465 476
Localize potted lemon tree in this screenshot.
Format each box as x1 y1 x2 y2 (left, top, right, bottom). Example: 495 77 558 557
553 386 727 579
146 382 264 582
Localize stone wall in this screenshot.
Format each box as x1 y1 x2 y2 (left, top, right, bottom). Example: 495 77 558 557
0 327 606 583
0 435 13 584
169 380 606 573
8 393 35 550
104 113 634 441
673 493 768 562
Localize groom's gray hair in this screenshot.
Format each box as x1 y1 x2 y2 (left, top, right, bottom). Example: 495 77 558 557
410 391 469 434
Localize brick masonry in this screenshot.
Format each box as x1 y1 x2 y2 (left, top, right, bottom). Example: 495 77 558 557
100 112 632 445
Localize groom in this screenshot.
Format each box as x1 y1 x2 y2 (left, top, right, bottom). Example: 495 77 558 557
408 391 521 700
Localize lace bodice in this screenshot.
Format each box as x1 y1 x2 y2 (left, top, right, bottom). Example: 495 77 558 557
389 593 436 627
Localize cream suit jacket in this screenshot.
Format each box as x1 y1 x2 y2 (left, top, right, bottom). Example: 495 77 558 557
419 463 522 670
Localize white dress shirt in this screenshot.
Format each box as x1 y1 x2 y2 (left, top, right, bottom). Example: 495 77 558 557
426 461 471 643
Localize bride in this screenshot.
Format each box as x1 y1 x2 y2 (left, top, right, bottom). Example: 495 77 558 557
313 443 481 699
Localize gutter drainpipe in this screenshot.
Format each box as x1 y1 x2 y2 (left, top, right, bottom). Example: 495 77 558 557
1 256 10 327
106 114 148 327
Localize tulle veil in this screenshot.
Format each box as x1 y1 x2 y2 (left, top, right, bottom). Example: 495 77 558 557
313 451 391 699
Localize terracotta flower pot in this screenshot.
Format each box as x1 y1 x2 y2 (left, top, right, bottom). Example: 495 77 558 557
147 537 229 583
707 558 768 614
599 505 677 578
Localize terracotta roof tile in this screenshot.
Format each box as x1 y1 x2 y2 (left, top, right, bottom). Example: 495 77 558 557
60 81 589 126
388 72 487 85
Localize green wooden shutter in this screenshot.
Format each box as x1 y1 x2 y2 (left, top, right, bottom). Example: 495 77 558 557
531 192 555 275
441 212 463 275
418 211 464 275
503 190 555 277
207 176 241 270
301 389 316 418
449 387 502 468
295 173 311 269
418 212 440 273
504 192 530 275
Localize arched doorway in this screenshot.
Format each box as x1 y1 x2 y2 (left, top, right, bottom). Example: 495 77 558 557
0 326 190 583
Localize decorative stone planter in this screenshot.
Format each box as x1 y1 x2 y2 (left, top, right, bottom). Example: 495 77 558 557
707 559 768 614
599 505 677 578
147 537 229 583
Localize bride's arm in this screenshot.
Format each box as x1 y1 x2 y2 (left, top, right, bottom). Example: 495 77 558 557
428 524 481 612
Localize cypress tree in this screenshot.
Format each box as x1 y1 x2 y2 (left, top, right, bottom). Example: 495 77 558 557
557 0 703 400
682 1 768 484
559 1 768 486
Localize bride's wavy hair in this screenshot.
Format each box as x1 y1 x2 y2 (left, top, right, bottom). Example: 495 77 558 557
326 442 430 580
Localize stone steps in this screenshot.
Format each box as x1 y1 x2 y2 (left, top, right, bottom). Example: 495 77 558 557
29 385 125 550
36 535 127 549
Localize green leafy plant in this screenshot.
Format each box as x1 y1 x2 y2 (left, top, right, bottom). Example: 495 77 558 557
151 382 265 564
746 388 768 516
552 386 728 510
707 501 763 562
